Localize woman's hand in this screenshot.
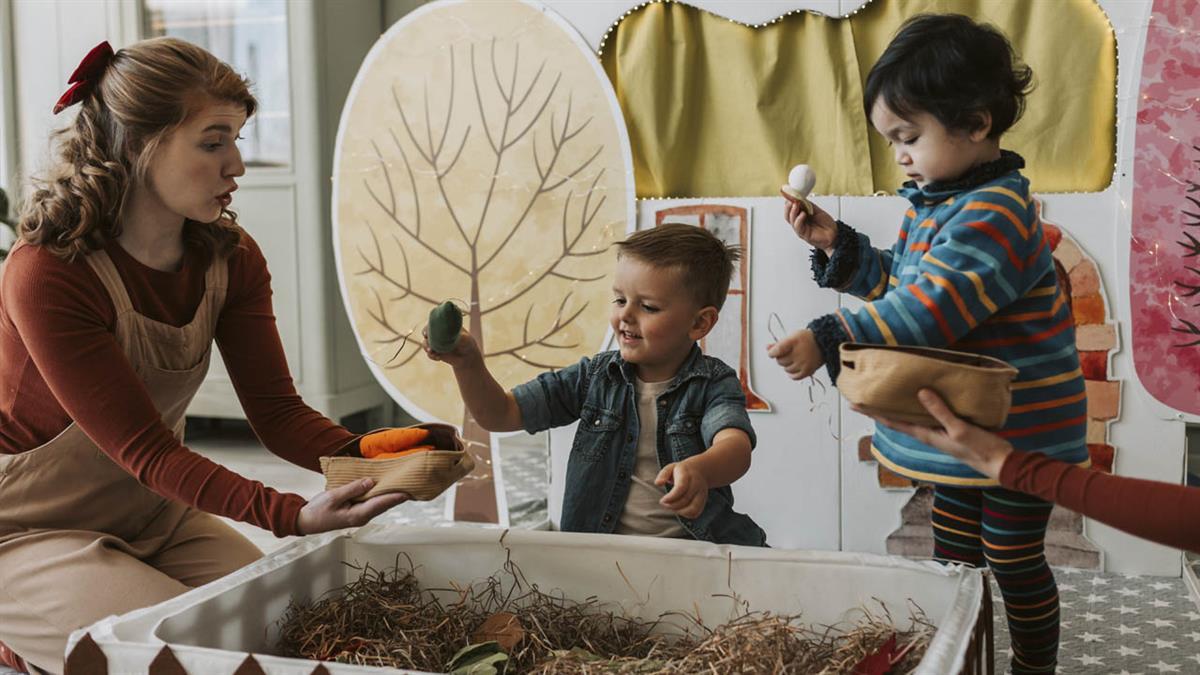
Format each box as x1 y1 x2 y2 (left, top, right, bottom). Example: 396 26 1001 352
296 479 410 535
767 329 824 380
784 198 838 256
856 389 1013 478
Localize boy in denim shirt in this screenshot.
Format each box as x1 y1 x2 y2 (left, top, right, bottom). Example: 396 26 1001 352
425 224 765 546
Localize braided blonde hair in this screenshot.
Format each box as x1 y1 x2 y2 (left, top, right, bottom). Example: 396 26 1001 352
19 37 257 261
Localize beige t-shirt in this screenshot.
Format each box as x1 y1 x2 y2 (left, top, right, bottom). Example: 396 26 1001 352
615 377 688 538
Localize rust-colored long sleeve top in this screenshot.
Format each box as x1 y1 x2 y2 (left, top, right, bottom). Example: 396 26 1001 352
1000 450 1200 554
0 233 356 537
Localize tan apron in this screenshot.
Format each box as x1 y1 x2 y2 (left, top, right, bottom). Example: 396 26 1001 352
0 245 263 673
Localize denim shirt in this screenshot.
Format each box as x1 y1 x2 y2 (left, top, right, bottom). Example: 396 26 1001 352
513 344 767 546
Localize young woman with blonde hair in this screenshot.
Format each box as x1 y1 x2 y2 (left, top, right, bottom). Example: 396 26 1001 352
0 38 407 673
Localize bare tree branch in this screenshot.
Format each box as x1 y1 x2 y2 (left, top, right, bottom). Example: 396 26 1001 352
478 105 600 272
482 167 613 316
434 47 457 160
365 140 397 217
543 144 602 193
1180 230 1200 258
363 134 468 275
355 225 441 306
439 124 472 180
579 169 607 232
392 85 434 167
503 73 561 153
360 37 615 379
512 60 546 114
490 38 511 107
1176 278 1200 298
507 41 519 108
424 79 436 167
549 270 606 282
387 130 422 236
361 286 422 369
396 81 474 249
487 294 588 358
471 43 499 155
1171 317 1200 348
492 354 569 370
1176 147 1200 347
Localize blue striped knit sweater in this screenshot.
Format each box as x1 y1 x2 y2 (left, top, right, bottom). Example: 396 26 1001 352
809 151 1090 485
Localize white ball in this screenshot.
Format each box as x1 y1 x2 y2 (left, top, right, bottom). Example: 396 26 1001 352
787 164 816 197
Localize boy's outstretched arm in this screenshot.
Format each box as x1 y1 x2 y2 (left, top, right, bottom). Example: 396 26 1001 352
424 329 523 432
656 428 752 519
657 366 757 519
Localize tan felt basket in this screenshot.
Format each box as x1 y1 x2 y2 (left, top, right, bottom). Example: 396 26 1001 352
320 423 475 502
838 343 1019 430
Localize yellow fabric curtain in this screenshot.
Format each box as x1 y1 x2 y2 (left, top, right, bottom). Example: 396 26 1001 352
601 0 1116 197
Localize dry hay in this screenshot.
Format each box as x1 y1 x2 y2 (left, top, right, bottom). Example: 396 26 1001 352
276 551 934 673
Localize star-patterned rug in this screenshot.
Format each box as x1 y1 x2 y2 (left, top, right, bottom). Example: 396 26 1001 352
991 567 1199 674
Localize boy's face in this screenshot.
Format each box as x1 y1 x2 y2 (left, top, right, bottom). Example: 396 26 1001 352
610 257 717 382
870 100 998 188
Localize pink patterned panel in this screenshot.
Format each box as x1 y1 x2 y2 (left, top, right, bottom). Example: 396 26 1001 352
1130 0 1200 414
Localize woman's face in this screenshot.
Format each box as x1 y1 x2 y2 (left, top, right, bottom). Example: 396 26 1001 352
143 99 247 224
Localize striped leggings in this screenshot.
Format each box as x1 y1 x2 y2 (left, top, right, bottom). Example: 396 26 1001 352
932 485 1058 674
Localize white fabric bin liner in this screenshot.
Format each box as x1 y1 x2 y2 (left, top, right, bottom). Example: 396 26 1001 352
71 525 985 674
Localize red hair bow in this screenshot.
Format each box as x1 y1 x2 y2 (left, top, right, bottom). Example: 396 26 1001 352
52 41 114 114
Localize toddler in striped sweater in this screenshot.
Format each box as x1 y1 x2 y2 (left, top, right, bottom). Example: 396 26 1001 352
769 14 1085 674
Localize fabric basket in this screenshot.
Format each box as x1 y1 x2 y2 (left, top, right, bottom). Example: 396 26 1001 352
320 423 474 501
837 343 1019 430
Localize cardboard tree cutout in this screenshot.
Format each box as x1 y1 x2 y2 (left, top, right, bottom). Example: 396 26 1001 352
1130 0 1200 415
334 0 635 523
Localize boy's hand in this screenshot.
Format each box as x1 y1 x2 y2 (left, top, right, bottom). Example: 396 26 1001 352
784 198 838 256
423 327 482 370
767 329 824 380
655 459 709 519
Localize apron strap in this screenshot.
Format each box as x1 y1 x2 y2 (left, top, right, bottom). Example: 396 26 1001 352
199 251 229 336
83 249 136 317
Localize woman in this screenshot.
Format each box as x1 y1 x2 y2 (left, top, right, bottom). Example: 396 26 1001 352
861 389 1200 554
0 39 407 673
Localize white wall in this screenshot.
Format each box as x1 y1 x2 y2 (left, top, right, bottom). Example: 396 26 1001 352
11 0 138 197
0 0 18 201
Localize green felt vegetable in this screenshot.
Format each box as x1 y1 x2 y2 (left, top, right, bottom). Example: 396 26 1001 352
428 300 463 353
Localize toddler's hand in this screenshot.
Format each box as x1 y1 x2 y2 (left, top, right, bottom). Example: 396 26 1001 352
655 459 709 519
423 327 482 370
767 329 824 380
783 199 838 256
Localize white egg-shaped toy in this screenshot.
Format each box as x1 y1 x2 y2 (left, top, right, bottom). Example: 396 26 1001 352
780 163 817 213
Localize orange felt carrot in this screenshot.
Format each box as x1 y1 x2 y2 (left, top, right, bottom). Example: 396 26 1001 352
360 428 430 458
372 445 435 460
